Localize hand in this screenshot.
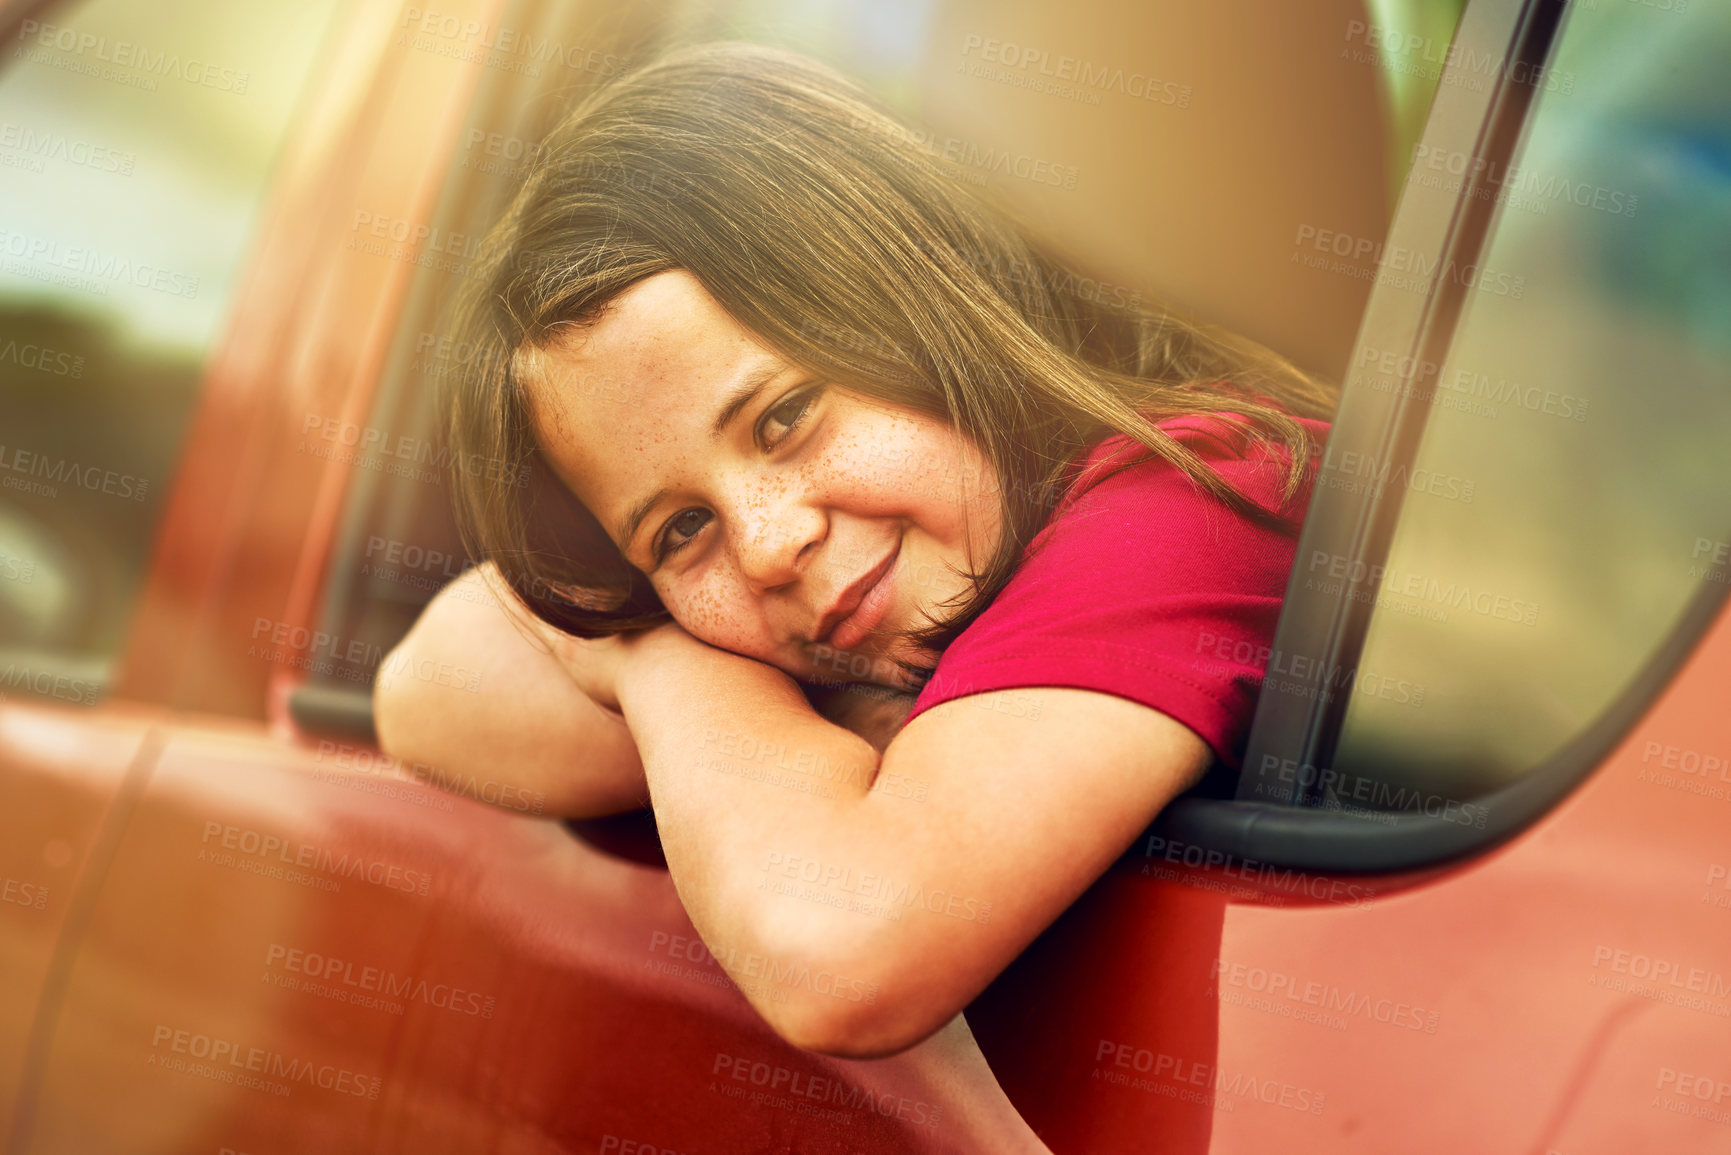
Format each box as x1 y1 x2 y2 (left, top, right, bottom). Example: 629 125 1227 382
536 619 688 716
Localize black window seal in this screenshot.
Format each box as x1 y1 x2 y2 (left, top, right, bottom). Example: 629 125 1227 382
1156 572 1731 874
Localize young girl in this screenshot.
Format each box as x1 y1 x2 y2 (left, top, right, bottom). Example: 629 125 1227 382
376 41 1334 1059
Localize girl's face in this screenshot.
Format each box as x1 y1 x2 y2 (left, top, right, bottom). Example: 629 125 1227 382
522 269 1003 690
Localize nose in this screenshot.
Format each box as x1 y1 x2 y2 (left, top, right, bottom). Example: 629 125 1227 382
726 471 825 592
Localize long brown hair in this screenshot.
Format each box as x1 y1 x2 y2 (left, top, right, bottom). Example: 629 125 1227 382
445 40 1336 661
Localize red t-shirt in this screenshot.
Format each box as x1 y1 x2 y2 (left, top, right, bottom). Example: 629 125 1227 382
904 412 1328 769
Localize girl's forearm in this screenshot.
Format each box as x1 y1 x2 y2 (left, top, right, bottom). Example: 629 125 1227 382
616 628 881 847
615 631 904 1027
375 566 648 818
618 630 1031 1057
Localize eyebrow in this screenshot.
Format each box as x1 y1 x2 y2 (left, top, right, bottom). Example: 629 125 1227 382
613 359 788 556
710 360 786 436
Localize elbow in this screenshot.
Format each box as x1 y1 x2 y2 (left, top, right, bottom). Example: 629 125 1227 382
770 999 948 1061
371 643 409 757
748 926 958 1059
371 636 425 756
373 635 438 762
371 584 466 758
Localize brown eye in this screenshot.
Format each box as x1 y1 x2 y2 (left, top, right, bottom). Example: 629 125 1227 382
759 389 817 449
656 508 711 560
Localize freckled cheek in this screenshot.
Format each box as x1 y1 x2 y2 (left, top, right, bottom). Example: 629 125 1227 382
816 435 929 508
661 581 776 658
875 442 987 523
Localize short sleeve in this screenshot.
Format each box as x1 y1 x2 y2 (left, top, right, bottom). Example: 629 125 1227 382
903 414 1326 770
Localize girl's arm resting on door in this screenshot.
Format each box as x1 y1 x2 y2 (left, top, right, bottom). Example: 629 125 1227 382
371 564 907 816
616 623 1213 1060
373 563 649 818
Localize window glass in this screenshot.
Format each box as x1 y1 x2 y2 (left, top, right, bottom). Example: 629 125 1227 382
304 2 650 699
0 0 337 698
1327 0 1731 804
1362 0 1469 200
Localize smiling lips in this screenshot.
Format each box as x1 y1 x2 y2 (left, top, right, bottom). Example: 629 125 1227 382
817 541 901 653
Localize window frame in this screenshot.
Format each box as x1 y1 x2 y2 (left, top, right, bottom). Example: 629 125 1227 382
1158 0 1731 872
286 1 655 742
